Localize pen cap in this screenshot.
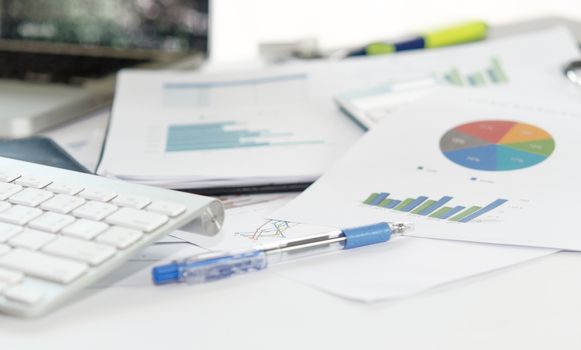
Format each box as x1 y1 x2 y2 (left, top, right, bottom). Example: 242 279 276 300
424 21 487 48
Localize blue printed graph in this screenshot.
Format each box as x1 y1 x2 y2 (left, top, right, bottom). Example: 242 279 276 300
166 121 323 152
363 192 507 223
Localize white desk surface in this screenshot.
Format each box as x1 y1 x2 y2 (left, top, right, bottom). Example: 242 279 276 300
2 251 581 349
4 3 581 348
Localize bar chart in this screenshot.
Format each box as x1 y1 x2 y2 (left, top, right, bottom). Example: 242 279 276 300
362 192 507 223
166 121 324 152
441 57 508 87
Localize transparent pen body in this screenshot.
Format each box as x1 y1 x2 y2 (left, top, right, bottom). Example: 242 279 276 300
177 230 346 285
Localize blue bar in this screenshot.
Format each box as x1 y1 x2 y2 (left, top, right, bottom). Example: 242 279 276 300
440 206 465 219
418 196 453 216
370 193 389 206
487 69 499 83
459 199 508 223
385 200 401 209
401 196 428 212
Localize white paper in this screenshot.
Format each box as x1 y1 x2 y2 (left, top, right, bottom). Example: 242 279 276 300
98 69 363 188
274 237 554 302
176 192 556 302
275 89 581 251
334 26 581 129
98 27 580 189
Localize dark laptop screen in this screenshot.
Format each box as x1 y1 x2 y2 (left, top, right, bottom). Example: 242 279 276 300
0 0 209 53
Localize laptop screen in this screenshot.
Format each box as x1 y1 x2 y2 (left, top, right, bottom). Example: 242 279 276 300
0 0 209 53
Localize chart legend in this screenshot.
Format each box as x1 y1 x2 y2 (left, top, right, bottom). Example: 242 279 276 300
362 192 507 223
440 120 554 171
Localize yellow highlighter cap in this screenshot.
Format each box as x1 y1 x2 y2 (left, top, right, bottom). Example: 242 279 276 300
424 21 488 48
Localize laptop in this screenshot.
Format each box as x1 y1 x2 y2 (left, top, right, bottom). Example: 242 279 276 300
0 0 209 137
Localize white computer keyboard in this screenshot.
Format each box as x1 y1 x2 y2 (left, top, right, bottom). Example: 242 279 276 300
0 157 224 318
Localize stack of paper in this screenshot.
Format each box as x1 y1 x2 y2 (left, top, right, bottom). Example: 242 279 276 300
97 69 363 189
97 27 578 190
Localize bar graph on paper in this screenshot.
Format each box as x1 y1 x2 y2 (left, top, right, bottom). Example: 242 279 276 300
362 192 507 223
440 57 508 87
166 121 324 152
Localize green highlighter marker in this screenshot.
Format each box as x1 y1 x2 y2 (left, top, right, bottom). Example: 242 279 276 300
347 21 488 57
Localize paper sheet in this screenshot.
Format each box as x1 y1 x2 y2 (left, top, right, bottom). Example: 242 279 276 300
275 89 581 250
98 27 579 189
98 69 363 188
175 193 556 302
334 26 581 129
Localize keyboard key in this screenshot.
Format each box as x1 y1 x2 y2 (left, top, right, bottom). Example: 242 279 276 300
9 188 53 207
9 229 56 250
79 188 116 202
0 172 20 183
0 183 22 200
0 267 24 284
96 227 143 249
40 194 86 214
0 244 11 256
42 237 116 266
0 223 22 243
0 205 42 225
4 284 45 305
147 201 186 217
0 249 88 284
112 195 151 209
29 212 76 233
46 183 84 196
62 219 108 240
0 201 11 212
14 176 51 189
106 208 168 233
72 201 118 221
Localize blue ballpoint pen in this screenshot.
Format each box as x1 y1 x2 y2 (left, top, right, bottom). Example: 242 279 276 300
152 222 413 285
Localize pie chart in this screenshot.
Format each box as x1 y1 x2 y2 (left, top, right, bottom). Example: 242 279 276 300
440 120 555 171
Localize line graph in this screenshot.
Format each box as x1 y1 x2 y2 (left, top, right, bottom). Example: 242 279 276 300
234 219 299 241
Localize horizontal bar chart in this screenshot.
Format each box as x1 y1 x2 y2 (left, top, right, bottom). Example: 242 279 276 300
166 121 323 152
362 192 507 223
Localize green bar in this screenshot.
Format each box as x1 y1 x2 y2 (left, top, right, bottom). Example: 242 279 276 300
378 199 392 207
429 206 452 218
412 200 436 214
449 206 481 221
467 75 478 86
491 57 508 83
394 198 414 211
363 193 379 204
447 68 464 86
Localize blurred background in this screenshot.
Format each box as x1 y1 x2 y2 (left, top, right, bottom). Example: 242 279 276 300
210 0 581 63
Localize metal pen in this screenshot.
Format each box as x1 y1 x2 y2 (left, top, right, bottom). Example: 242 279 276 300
152 222 413 285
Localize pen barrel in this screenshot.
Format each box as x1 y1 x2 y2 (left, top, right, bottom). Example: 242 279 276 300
179 251 268 284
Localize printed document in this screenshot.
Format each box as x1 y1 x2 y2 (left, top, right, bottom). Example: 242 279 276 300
275 90 581 251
